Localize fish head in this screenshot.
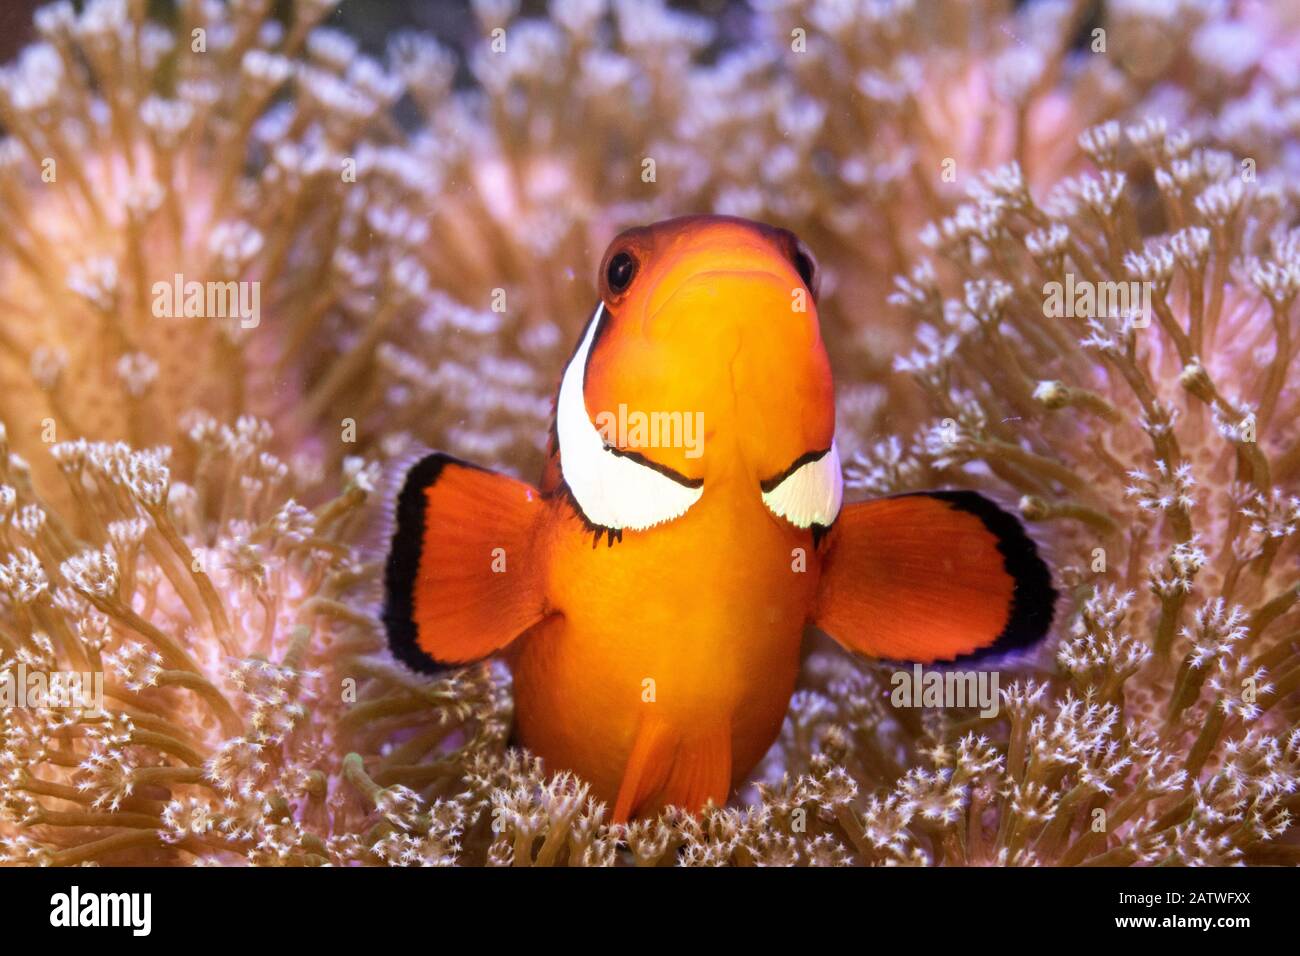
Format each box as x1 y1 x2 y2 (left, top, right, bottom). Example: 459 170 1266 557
584 215 835 491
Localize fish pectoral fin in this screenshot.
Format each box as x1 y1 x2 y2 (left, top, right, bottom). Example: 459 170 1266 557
813 492 1056 663
613 717 732 822
383 452 548 671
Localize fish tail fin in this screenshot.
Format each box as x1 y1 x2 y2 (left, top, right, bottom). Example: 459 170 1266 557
813 491 1055 663
613 717 732 822
663 727 732 819
383 452 548 671
612 717 673 823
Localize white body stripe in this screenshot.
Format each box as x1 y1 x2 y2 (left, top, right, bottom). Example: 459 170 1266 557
556 304 704 531
760 443 843 528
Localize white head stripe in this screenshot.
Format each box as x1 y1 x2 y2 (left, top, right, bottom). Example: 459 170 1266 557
556 304 704 531
760 442 843 528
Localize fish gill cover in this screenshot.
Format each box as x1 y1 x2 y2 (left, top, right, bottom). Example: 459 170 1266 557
0 0 1296 866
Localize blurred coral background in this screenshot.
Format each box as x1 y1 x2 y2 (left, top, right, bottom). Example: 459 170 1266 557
0 0 1298 865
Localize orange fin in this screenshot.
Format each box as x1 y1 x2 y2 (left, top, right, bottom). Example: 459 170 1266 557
814 492 1054 663
383 453 547 670
613 718 732 822
661 727 732 818
613 717 675 823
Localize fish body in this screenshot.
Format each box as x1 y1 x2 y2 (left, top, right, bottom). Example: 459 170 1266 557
384 215 1055 821
513 452 816 816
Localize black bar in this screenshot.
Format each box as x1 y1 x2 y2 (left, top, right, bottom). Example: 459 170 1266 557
0 865 1286 942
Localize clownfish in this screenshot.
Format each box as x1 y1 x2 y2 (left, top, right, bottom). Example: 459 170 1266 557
383 215 1054 822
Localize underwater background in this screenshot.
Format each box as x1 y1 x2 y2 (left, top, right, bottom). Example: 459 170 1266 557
0 0 1298 865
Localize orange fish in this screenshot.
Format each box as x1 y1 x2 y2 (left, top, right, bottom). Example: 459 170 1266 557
383 215 1054 822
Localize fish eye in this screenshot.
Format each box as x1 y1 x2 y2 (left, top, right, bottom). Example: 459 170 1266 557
606 251 637 293
792 241 819 298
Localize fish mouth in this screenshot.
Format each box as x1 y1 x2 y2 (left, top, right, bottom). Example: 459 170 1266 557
644 268 799 329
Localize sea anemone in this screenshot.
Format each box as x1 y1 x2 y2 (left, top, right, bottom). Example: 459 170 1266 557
862 112 1300 864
